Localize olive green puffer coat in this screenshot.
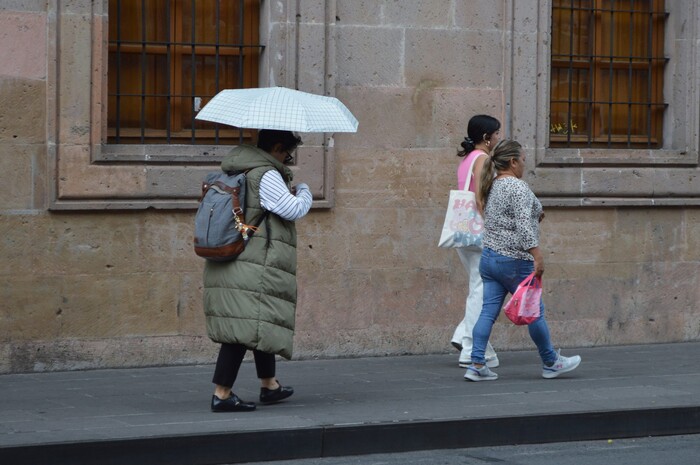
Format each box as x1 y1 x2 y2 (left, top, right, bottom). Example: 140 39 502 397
203 145 298 359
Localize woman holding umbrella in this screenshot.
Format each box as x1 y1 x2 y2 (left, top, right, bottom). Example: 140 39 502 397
204 129 312 412
196 87 357 411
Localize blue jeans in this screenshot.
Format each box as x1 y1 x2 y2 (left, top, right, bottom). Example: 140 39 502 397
471 248 557 365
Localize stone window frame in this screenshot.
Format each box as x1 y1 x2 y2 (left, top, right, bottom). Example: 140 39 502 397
506 0 700 207
48 1 337 211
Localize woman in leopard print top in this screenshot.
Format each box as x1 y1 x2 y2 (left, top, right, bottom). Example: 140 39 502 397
463 140 582 382
482 176 543 262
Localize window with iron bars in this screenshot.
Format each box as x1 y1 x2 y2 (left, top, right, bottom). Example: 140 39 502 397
107 0 262 145
550 0 667 148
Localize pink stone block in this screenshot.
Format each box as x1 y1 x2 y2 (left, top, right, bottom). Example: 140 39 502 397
0 12 47 80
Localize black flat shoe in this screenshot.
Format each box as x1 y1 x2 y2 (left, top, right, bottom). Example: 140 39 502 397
211 393 256 412
259 385 294 404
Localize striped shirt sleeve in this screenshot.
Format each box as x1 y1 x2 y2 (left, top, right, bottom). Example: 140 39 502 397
259 169 312 221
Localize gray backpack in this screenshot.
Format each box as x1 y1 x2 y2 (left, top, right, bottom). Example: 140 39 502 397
193 171 260 261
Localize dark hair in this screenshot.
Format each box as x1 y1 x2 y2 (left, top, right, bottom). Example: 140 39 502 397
256 130 302 153
477 139 522 210
458 115 501 157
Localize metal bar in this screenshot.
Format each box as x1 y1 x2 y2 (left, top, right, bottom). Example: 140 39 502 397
115 0 122 143
215 0 221 144
553 4 666 14
566 1 574 146
140 0 147 144
239 0 245 144
551 52 666 61
586 2 594 147
106 40 257 48
626 0 634 147
191 0 196 144
551 99 665 106
646 2 654 147
166 0 172 144
606 0 614 147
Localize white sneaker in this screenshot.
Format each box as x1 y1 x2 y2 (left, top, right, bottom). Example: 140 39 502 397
542 350 581 379
464 364 498 382
459 356 499 369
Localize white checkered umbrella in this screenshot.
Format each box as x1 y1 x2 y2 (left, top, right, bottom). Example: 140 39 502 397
195 87 358 133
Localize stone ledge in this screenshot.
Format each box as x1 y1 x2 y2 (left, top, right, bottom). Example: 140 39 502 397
539 197 700 207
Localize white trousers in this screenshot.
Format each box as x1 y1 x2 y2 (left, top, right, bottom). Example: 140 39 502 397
451 247 497 362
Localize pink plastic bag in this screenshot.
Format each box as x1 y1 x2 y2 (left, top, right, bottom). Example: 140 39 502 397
504 272 542 325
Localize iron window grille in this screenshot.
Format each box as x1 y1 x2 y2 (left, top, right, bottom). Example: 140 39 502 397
107 0 263 145
550 0 667 148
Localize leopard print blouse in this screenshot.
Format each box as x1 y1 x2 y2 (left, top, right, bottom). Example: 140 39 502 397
482 177 543 261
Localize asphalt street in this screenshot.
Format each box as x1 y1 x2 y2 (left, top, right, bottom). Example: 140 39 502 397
238 434 700 465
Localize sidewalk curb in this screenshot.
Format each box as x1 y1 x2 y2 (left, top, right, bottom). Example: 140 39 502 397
3 406 699 465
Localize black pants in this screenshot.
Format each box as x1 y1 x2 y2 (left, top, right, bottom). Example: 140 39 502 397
212 343 276 388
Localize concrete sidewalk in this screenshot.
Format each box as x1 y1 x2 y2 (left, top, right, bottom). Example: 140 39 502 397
1 342 699 465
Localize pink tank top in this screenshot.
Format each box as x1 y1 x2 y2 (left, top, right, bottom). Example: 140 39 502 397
457 149 487 192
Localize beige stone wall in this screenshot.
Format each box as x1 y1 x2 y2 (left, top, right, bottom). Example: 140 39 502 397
1 1 698 373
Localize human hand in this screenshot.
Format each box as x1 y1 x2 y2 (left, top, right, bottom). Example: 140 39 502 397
292 183 310 196
529 246 544 278
534 257 545 278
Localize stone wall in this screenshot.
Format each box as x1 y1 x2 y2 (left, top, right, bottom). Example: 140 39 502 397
0 0 698 374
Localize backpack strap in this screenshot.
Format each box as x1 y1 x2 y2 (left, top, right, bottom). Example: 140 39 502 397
212 181 243 217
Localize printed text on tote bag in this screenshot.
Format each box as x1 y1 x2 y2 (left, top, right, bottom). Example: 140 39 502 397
449 198 483 247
